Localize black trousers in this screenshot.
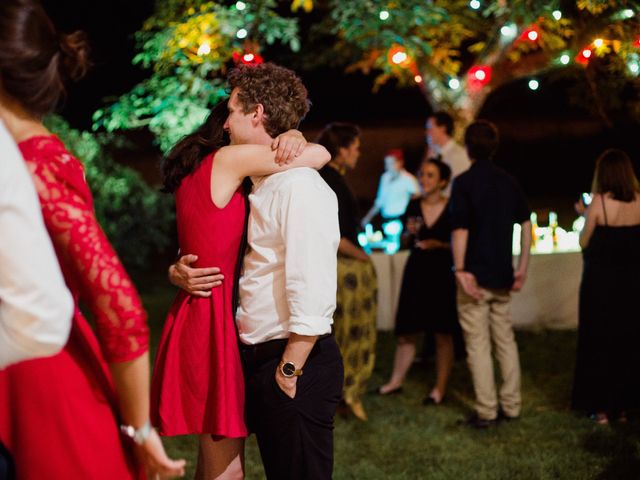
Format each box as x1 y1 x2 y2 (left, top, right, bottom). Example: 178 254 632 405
241 335 344 480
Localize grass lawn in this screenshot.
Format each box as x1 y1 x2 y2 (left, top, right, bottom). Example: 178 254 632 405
139 276 640 480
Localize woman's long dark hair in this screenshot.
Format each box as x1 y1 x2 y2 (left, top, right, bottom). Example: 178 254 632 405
162 99 230 193
591 149 640 202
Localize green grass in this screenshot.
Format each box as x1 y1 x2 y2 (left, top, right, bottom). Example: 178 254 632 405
138 276 640 479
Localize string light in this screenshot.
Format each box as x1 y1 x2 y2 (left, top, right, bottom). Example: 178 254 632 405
448 78 461 90
582 48 592 58
560 54 570 65
414 75 423 83
528 79 539 91
467 65 492 89
469 0 481 10
593 38 604 48
392 51 408 64
576 48 592 65
236 28 248 39
235 1 246 10
243 53 254 62
527 30 539 41
622 9 635 19
552 10 562 20
379 10 390 20
500 23 517 39
197 42 211 56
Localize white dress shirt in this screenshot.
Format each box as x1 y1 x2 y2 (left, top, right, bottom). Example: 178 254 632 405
236 167 340 345
0 120 73 369
438 139 471 197
374 170 420 218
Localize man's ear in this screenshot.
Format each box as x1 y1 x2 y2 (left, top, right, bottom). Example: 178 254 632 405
252 103 265 126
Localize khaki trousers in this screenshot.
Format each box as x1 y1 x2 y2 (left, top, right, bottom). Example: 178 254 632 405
457 287 521 420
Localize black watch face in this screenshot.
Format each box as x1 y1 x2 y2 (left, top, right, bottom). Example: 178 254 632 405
282 362 296 376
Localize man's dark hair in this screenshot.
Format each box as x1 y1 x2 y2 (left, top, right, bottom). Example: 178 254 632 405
315 122 360 159
464 120 499 162
592 148 640 202
227 63 310 137
430 111 454 136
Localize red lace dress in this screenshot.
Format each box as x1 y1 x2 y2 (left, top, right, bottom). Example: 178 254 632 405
0 136 148 479
151 152 247 438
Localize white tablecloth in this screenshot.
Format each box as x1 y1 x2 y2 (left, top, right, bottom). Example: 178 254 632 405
370 251 582 331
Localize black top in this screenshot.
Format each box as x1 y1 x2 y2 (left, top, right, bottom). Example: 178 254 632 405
449 159 530 289
319 165 361 247
401 198 452 247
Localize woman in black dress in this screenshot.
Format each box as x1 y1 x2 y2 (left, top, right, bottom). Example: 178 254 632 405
378 159 459 405
572 149 640 424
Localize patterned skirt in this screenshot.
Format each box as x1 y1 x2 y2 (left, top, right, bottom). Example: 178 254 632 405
334 256 378 403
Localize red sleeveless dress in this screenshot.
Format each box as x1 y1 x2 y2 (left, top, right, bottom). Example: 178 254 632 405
0 136 148 479
151 152 247 438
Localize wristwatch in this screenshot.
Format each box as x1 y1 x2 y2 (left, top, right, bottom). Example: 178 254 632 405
120 419 153 445
279 360 303 378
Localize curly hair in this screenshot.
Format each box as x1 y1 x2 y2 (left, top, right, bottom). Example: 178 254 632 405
227 63 310 137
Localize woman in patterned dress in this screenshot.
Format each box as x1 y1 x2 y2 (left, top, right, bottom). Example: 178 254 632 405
317 123 377 421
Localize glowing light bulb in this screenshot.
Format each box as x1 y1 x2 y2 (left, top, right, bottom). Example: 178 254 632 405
469 0 481 10
560 54 570 65
527 30 539 41
622 9 634 19
630 62 639 74
243 53 254 62
414 75 423 83
391 51 407 64
236 28 248 39
552 10 562 20
379 10 390 20
528 79 539 90
448 78 461 90
197 42 211 56
475 70 486 81
500 23 517 39
582 48 592 58
593 38 604 48
236 1 246 10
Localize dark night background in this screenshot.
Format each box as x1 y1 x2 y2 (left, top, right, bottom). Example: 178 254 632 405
42 0 640 226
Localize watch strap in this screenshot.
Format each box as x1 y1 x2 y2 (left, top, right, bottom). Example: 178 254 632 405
120 419 152 445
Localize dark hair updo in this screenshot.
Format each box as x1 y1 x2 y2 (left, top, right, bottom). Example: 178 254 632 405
0 0 90 118
315 122 360 159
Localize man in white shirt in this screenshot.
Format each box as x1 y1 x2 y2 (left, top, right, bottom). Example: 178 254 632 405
426 111 471 196
361 149 419 227
0 119 73 370
170 64 342 479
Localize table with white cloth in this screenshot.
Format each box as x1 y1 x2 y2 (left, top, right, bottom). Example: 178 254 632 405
370 250 582 331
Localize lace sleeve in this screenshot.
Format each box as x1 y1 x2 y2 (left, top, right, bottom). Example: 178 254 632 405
28 148 149 363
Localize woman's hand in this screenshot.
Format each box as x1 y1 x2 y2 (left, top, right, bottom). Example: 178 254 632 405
136 428 186 479
271 129 307 165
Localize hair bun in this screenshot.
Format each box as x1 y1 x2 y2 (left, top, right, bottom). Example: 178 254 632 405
59 30 90 81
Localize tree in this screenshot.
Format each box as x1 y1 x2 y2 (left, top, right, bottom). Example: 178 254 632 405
94 0 302 152
318 0 640 125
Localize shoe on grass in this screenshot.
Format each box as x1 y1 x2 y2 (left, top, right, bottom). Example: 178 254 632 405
458 413 497 429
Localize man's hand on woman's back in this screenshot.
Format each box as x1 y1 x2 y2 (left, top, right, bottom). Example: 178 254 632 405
168 254 224 297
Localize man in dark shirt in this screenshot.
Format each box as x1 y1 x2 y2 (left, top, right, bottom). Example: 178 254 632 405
449 120 531 428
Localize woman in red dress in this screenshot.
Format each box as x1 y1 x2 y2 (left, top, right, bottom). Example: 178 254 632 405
154 98 329 478
0 1 184 478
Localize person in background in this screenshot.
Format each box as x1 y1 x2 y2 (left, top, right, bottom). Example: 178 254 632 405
317 122 378 421
572 149 640 425
426 111 470 196
361 148 419 228
377 160 460 405
0 1 185 477
450 120 531 429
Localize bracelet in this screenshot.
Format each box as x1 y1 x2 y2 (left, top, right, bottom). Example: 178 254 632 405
121 419 153 445
451 266 464 273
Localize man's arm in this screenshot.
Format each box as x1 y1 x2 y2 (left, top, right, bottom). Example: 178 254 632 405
168 254 225 298
0 129 73 368
276 176 340 398
451 228 482 300
512 220 531 292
